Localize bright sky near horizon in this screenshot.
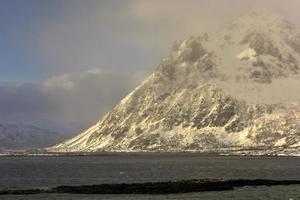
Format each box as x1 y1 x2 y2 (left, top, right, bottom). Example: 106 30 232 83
1 0 300 134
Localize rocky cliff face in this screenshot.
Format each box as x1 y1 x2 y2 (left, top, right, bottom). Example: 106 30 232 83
50 11 300 155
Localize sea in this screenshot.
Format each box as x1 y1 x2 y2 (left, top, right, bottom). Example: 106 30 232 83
0 154 299 199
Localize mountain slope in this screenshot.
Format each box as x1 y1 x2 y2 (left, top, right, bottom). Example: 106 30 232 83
49 11 300 155
0 124 64 151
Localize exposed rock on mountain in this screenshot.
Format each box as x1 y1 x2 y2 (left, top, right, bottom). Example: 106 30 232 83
49 11 300 155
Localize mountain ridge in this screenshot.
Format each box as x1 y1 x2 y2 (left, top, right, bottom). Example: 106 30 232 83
0 123 64 151
49 11 300 155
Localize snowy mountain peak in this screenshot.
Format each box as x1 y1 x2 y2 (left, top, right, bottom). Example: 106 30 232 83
155 11 300 89
49 12 300 155
156 36 216 83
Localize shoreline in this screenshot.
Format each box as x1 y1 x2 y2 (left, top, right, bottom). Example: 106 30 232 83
1 179 300 195
0 151 299 157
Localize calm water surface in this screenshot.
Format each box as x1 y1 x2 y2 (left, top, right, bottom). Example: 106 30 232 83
0 154 299 199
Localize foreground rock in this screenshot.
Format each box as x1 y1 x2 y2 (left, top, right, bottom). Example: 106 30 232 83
1 179 300 195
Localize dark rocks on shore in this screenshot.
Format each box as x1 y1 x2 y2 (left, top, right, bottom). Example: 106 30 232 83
1 179 300 195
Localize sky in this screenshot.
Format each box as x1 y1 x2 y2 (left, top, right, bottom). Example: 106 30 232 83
1 0 300 135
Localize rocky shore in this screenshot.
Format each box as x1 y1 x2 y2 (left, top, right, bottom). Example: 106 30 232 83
1 179 300 195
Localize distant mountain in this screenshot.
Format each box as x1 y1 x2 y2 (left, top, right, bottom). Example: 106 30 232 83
49 11 300 155
0 123 64 151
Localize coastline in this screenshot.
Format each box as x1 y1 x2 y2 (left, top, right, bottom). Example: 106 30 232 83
1 179 300 195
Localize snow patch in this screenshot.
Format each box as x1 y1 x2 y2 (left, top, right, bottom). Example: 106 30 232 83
237 48 257 60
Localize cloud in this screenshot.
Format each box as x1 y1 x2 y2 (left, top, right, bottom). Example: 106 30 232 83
3 0 300 134
127 0 300 39
43 68 104 90
35 1 165 76
0 68 148 134
32 0 300 77
0 82 49 116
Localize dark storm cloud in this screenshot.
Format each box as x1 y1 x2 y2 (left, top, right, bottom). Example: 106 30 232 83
0 83 49 116
0 69 147 134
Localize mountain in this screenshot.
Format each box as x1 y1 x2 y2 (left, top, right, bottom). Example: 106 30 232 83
49 11 300 155
0 123 64 151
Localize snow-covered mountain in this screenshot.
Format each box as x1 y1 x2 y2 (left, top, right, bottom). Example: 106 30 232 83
0 123 64 151
49 11 300 155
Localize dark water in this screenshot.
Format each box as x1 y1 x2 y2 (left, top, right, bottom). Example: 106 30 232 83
0 154 299 199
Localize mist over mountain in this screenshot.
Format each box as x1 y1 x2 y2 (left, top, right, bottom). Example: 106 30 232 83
49 11 300 155
0 123 64 151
